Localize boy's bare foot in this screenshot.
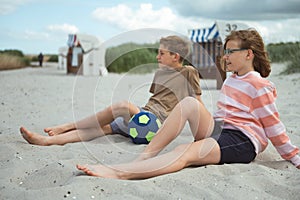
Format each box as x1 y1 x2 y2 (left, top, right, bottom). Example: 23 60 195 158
20 127 49 146
76 164 121 179
44 123 75 136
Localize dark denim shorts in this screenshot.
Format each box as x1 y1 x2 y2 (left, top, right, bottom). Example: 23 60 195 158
110 117 130 137
211 122 256 164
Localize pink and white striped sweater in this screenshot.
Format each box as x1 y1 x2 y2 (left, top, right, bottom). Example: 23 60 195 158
214 71 300 167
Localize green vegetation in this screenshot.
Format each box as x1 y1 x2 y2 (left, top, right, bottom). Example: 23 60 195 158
31 54 58 62
0 49 25 57
0 49 58 70
106 41 300 74
105 42 159 74
1 41 299 74
47 54 58 62
267 42 300 74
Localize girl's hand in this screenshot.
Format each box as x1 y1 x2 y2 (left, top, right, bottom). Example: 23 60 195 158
297 165 300 169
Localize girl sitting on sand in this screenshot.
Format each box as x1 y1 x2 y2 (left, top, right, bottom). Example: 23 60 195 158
77 29 300 179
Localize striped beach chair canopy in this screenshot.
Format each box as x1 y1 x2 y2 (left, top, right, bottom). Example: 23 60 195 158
188 21 249 43
189 23 219 43
67 34 101 53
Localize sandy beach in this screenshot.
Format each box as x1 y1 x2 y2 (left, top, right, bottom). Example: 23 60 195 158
0 63 299 200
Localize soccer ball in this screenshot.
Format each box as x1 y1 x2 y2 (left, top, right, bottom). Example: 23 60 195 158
128 111 162 144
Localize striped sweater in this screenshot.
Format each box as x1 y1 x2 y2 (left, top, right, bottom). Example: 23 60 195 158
214 71 300 167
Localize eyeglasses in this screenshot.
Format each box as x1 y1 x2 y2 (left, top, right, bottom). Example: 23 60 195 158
224 48 247 55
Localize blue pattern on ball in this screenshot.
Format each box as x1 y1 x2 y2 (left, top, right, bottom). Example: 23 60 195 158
128 111 161 144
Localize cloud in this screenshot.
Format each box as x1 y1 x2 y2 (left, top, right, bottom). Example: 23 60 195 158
169 0 300 20
247 19 300 43
0 0 33 15
92 4 178 30
23 30 49 40
91 3 213 36
47 24 79 34
90 2 300 44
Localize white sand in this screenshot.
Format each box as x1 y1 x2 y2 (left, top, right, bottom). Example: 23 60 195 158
0 63 299 200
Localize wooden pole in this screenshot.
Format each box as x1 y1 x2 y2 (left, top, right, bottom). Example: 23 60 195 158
216 56 226 89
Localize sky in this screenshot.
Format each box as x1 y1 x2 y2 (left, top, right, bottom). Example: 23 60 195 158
1 0 300 54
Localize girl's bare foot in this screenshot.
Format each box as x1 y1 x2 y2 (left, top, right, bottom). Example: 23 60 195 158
20 127 49 146
44 123 75 136
76 164 121 179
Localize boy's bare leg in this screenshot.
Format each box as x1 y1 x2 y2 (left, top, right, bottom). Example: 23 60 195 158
85 102 139 129
77 138 220 180
44 112 103 136
20 126 105 146
44 123 113 136
20 101 139 145
45 101 140 136
44 123 76 136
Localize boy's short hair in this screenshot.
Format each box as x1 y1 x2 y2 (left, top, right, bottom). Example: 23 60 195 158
159 35 190 63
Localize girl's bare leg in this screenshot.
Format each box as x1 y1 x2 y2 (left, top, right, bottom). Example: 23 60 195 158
77 138 221 180
137 97 214 160
20 126 105 146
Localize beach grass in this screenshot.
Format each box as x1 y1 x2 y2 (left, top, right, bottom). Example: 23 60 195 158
0 53 55 70
1 41 299 74
0 54 30 70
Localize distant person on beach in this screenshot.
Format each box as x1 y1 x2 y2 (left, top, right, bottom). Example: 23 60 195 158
76 29 300 179
20 35 204 146
38 52 44 67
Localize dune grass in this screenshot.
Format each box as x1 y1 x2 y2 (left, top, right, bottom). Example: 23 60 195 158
0 54 31 70
1 41 299 74
280 51 300 74
267 41 300 74
0 52 56 70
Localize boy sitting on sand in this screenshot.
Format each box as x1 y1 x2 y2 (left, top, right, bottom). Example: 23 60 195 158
20 35 205 146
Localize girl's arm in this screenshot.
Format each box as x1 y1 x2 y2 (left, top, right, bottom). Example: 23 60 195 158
254 85 300 168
